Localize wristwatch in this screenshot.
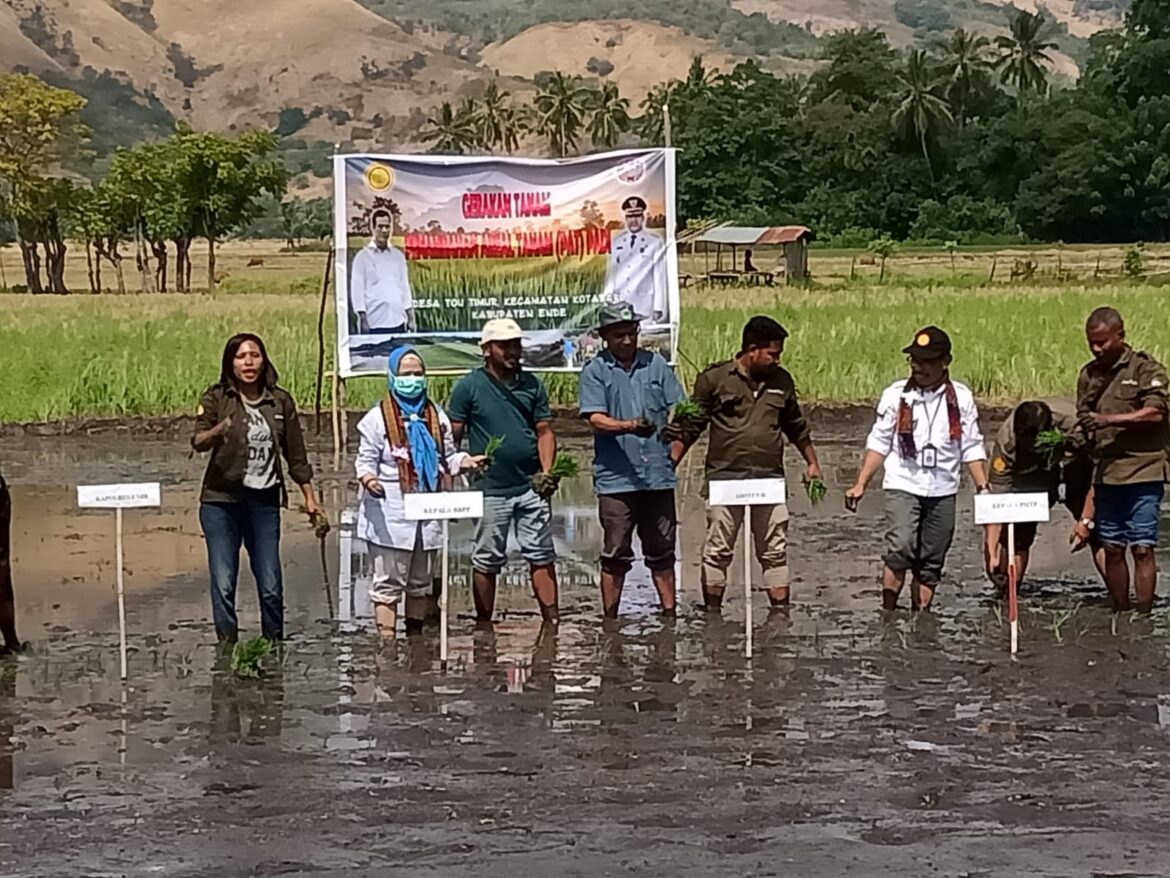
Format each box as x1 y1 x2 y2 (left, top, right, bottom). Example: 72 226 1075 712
975 484 991 494
1079 518 1095 531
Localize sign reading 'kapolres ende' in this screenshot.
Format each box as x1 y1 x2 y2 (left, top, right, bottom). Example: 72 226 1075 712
332 149 679 378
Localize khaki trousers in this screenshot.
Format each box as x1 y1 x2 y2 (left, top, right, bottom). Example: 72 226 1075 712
701 503 790 590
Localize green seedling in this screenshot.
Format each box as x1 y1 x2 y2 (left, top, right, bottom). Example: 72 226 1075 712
1035 429 1066 467
532 452 581 498
231 636 273 679
471 435 506 481
671 399 704 423
548 452 580 480
1051 604 1080 643
484 435 505 459
806 477 828 505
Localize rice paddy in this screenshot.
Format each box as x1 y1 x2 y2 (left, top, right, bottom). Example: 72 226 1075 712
2 274 1169 424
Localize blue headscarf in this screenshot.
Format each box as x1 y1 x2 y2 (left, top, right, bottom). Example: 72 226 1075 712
388 346 440 492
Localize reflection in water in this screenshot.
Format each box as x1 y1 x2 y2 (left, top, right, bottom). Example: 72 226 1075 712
8 439 1170 873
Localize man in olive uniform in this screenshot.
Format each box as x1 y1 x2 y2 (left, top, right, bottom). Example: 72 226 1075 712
985 398 1102 589
603 196 667 324
1071 307 1170 612
676 316 823 609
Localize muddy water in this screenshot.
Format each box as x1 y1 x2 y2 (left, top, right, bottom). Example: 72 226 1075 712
3 423 1170 877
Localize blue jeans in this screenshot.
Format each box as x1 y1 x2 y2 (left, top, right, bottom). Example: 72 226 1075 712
1095 482 1165 548
472 489 556 574
199 489 283 641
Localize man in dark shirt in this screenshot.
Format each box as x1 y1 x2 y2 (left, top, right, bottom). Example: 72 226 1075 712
678 316 823 609
449 318 560 626
1071 307 1170 612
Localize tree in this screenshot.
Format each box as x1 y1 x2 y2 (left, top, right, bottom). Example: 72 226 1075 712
474 82 527 153
891 49 954 182
867 235 899 280
162 127 287 291
636 83 672 145
587 81 631 149
534 72 592 157
995 10 1057 96
809 28 900 110
0 74 90 292
420 101 478 154
937 28 994 125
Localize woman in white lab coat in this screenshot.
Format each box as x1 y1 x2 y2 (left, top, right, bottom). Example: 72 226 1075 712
355 347 482 638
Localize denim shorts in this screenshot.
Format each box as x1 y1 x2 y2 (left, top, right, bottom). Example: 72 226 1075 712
1094 481 1165 547
472 489 556 574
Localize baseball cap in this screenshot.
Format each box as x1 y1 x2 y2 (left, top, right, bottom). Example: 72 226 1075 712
621 196 647 214
597 301 644 330
480 318 523 345
902 325 952 359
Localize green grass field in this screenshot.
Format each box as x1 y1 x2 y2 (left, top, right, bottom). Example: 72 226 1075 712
1 279 1168 423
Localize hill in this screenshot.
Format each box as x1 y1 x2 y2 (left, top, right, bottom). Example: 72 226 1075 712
0 0 1126 158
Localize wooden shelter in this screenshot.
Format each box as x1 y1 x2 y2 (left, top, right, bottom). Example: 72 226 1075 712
678 224 816 283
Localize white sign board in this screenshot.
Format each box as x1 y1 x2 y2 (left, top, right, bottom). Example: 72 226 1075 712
974 492 1051 525
709 478 787 507
404 491 484 522
77 483 162 509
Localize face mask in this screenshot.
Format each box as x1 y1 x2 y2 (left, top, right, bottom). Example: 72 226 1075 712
392 375 426 398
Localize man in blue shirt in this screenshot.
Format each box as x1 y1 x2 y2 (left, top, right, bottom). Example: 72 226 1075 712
578 302 686 617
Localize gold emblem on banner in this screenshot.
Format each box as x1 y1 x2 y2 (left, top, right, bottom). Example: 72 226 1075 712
365 163 394 192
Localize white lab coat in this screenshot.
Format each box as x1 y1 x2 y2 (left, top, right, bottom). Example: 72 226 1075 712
603 229 667 320
354 403 467 551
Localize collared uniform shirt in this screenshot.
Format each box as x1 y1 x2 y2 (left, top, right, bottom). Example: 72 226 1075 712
603 229 667 321
990 397 1082 493
689 360 811 481
1076 346 1170 485
350 240 414 330
865 379 986 498
578 349 685 495
354 403 467 551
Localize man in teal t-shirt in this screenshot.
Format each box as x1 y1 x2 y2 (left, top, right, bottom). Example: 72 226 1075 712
449 318 560 625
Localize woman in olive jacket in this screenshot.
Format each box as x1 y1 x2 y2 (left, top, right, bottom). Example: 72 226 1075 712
192 333 321 642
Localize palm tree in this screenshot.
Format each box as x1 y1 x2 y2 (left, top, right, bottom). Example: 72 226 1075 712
937 28 993 125
891 49 954 182
636 83 672 145
587 81 631 149
476 81 509 148
994 10 1056 95
420 102 478 154
494 103 528 154
534 72 592 157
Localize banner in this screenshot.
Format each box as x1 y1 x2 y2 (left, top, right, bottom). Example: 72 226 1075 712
333 149 678 377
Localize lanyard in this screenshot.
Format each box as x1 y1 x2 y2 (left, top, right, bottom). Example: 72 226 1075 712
919 390 947 442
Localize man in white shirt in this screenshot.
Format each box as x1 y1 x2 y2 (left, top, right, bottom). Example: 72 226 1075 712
603 196 667 323
350 209 415 334
844 326 991 610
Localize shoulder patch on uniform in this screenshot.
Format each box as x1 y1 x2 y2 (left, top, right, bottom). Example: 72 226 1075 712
1151 379 1165 388
196 404 204 417
993 457 1007 474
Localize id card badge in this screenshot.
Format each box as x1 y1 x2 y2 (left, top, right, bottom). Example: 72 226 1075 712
921 444 938 469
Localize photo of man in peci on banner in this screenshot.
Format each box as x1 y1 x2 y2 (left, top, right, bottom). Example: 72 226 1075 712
334 151 679 378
